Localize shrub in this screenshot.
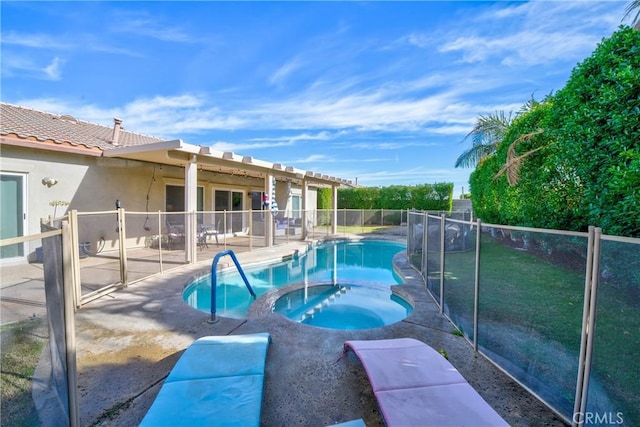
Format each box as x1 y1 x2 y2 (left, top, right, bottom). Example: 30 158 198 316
550 26 640 237
337 183 453 211
471 26 640 238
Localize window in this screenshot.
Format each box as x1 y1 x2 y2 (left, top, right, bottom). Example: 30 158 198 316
249 191 261 210
165 185 203 225
292 195 301 219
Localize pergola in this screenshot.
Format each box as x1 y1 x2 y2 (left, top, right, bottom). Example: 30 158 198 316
104 139 354 261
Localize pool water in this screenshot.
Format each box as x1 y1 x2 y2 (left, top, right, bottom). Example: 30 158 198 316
183 240 407 321
273 283 412 329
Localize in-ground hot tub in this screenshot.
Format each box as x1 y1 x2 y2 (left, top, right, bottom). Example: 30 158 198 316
272 282 412 330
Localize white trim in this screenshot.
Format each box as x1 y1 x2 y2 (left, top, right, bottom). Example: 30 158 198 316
102 139 186 156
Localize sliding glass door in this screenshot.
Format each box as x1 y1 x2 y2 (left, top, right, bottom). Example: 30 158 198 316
214 190 244 233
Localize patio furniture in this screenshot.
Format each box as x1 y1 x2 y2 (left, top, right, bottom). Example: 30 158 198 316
343 338 509 427
198 223 219 249
165 224 185 250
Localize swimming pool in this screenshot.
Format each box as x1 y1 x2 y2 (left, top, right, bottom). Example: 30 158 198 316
183 239 407 320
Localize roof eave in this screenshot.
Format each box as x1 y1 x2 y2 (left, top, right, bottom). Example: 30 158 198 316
102 139 192 157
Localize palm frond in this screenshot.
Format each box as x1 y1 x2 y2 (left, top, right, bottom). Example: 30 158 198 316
493 129 545 185
456 110 513 168
517 95 539 116
623 1 640 28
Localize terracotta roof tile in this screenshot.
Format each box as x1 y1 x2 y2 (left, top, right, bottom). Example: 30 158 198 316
0 103 165 151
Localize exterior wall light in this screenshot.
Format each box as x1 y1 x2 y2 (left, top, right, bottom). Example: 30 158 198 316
42 177 58 187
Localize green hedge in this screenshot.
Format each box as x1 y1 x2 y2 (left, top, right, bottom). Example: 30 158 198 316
317 187 332 210
550 26 640 237
470 26 640 238
336 183 453 211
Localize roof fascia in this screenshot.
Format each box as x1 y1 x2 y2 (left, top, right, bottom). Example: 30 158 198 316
102 139 196 157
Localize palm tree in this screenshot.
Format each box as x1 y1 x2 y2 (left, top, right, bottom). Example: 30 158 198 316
623 1 640 29
454 110 513 168
455 96 540 169
493 129 545 185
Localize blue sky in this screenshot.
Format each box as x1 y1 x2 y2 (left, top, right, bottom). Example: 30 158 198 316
1 1 632 195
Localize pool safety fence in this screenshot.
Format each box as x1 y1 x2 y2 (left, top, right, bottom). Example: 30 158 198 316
19 209 413 308
0 224 79 427
406 211 639 426
2 208 637 426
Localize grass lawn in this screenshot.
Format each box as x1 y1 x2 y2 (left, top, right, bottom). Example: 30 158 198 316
435 233 639 422
1 318 47 426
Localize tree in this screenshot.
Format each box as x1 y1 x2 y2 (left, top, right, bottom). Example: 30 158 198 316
454 110 513 168
623 1 640 29
455 98 539 169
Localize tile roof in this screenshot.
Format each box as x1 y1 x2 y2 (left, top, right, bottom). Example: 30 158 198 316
0 103 165 151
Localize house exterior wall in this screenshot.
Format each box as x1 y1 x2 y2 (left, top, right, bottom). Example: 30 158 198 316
1 144 94 236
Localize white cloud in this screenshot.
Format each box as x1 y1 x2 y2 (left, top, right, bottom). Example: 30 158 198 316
353 166 471 187
434 1 624 67
269 59 304 86
1 32 73 49
44 57 64 80
348 141 439 150
110 10 194 43
12 94 247 137
209 139 292 152
249 131 337 143
249 88 460 132
2 55 65 81
1 31 142 57
294 154 335 163
209 130 341 152
13 78 518 145
403 32 432 49
439 31 600 66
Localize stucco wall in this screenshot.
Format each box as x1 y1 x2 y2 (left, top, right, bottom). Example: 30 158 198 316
1 145 93 236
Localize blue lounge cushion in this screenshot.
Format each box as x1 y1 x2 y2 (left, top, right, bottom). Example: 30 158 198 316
165 334 271 382
140 333 271 427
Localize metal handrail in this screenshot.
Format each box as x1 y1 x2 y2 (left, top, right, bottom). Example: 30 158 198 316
209 249 256 323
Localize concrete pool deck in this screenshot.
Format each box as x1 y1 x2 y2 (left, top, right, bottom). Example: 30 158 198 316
75 236 568 426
